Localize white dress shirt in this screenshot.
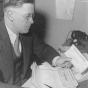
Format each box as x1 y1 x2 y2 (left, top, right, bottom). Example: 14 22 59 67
5 23 21 52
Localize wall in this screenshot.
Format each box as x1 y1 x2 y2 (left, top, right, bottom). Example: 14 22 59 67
35 0 88 50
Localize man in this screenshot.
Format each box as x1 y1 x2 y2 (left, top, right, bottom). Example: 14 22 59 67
0 0 71 88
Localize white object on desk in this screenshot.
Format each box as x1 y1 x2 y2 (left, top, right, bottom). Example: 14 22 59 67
22 62 78 88
31 62 78 88
64 44 88 82
22 78 36 88
64 44 88 73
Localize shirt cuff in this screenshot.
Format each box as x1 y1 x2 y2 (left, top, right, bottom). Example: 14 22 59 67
52 56 60 66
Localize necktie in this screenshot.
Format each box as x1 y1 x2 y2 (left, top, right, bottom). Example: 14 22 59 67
14 35 20 57
13 35 22 85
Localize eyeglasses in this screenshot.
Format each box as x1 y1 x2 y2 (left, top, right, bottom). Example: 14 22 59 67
11 10 35 21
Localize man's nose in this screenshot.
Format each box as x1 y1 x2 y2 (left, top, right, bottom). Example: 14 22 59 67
28 17 34 24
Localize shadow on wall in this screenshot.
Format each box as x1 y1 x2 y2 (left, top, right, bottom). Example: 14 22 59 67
29 11 48 40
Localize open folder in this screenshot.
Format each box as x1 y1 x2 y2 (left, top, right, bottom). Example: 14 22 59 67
22 62 78 88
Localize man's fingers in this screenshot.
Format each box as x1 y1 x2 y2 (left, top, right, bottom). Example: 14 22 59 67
59 62 72 68
55 57 72 67
56 58 72 68
63 57 72 62
59 62 69 68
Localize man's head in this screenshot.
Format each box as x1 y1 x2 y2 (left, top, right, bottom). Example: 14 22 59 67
3 0 35 34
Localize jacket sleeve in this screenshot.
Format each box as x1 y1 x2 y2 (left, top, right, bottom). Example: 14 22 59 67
33 33 60 65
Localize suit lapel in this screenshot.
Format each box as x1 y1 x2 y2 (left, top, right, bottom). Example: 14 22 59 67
0 20 14 76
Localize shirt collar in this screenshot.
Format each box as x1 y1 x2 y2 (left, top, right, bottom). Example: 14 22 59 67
5 23 17 47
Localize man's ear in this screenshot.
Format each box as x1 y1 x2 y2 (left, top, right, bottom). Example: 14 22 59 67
7 11 14 21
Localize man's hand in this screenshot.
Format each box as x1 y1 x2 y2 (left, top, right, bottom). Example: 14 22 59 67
55 54 72 68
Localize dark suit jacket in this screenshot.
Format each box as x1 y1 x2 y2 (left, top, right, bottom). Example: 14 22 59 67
0 19 60 88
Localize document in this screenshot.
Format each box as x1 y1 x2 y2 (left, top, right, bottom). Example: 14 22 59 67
22 62 78 88
22 78 36 88
64 44 88 82
30 62 78 88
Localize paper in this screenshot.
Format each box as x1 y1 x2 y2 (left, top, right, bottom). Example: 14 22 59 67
31 62 63 88
64 44 88 73
22 78 36 88
22 62 78 88
64 45 88 82
56 0 76 20
30 62 78 88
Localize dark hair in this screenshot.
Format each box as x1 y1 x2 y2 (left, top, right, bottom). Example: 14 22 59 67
3 0 34 9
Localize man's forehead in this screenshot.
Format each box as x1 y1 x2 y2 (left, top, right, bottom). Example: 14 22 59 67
19 3 34 14
10 3 34 15
22 3 34 11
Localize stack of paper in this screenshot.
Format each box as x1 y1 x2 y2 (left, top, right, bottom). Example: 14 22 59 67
30 62 78 88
